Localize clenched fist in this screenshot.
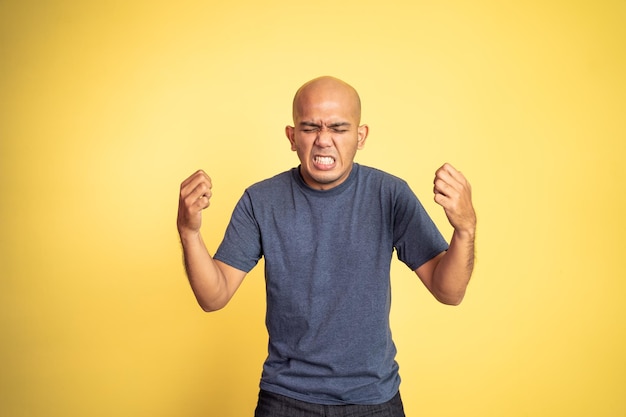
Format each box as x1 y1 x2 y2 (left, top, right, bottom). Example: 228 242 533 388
433 163 476 236
177 170 213 236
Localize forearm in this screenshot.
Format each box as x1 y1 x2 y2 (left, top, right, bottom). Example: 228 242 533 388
179 231 231 311
429 162 477 304
431 229 475 305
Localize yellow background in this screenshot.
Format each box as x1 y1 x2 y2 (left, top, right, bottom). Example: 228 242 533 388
1 1 625 416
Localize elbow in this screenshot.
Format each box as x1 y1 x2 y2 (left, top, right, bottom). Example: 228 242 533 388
199 302 227 313
429 271 472 306
438 294 465 306
433 288 467 306
196 295 229 313
200 304 222 313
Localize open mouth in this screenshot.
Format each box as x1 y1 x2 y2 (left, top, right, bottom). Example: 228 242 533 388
314 156 335 166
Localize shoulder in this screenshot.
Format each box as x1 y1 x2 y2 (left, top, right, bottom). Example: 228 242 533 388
238 168 299 207
246 169 295 192
356 164 410 190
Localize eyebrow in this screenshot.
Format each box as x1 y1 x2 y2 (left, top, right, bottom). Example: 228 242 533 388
328 122 351 128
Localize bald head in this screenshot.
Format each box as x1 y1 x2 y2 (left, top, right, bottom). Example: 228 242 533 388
285 76 369 190
292 76 362 124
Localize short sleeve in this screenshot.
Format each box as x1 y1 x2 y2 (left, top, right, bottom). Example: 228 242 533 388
214 190 263 273
393 181 449 271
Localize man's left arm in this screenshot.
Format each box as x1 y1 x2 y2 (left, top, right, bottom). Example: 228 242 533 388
416 163 476 305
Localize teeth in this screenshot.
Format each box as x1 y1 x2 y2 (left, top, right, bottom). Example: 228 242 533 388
316 156 334 165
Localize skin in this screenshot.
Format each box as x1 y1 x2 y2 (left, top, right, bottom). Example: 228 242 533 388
419 163 476 305
285 76 369 190
177 76 476 311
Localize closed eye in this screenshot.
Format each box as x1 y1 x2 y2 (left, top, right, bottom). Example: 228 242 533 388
300 122 321 133
328 123 351 133
298 122 351 133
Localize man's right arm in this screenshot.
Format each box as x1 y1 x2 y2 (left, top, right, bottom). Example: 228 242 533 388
177 170 247 312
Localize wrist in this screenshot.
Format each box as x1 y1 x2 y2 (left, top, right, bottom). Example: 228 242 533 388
178 228 202 244
453 227 475 242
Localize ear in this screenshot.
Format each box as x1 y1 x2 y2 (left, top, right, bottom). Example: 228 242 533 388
357 124 369 150
285 126 296 151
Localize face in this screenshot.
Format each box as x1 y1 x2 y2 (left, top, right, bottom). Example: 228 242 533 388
286 80 368 190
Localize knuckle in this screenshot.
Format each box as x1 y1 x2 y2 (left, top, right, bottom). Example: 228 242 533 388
197 182 209 194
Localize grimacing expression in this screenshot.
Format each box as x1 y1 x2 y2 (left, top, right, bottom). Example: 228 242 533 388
286 78 369 190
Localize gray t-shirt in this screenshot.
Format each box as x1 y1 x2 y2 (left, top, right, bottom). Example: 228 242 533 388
214 163 448 405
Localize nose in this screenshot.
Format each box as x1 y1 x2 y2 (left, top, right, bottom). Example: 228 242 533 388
315 127 333 147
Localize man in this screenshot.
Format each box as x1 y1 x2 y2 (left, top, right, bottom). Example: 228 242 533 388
177 76 476 416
